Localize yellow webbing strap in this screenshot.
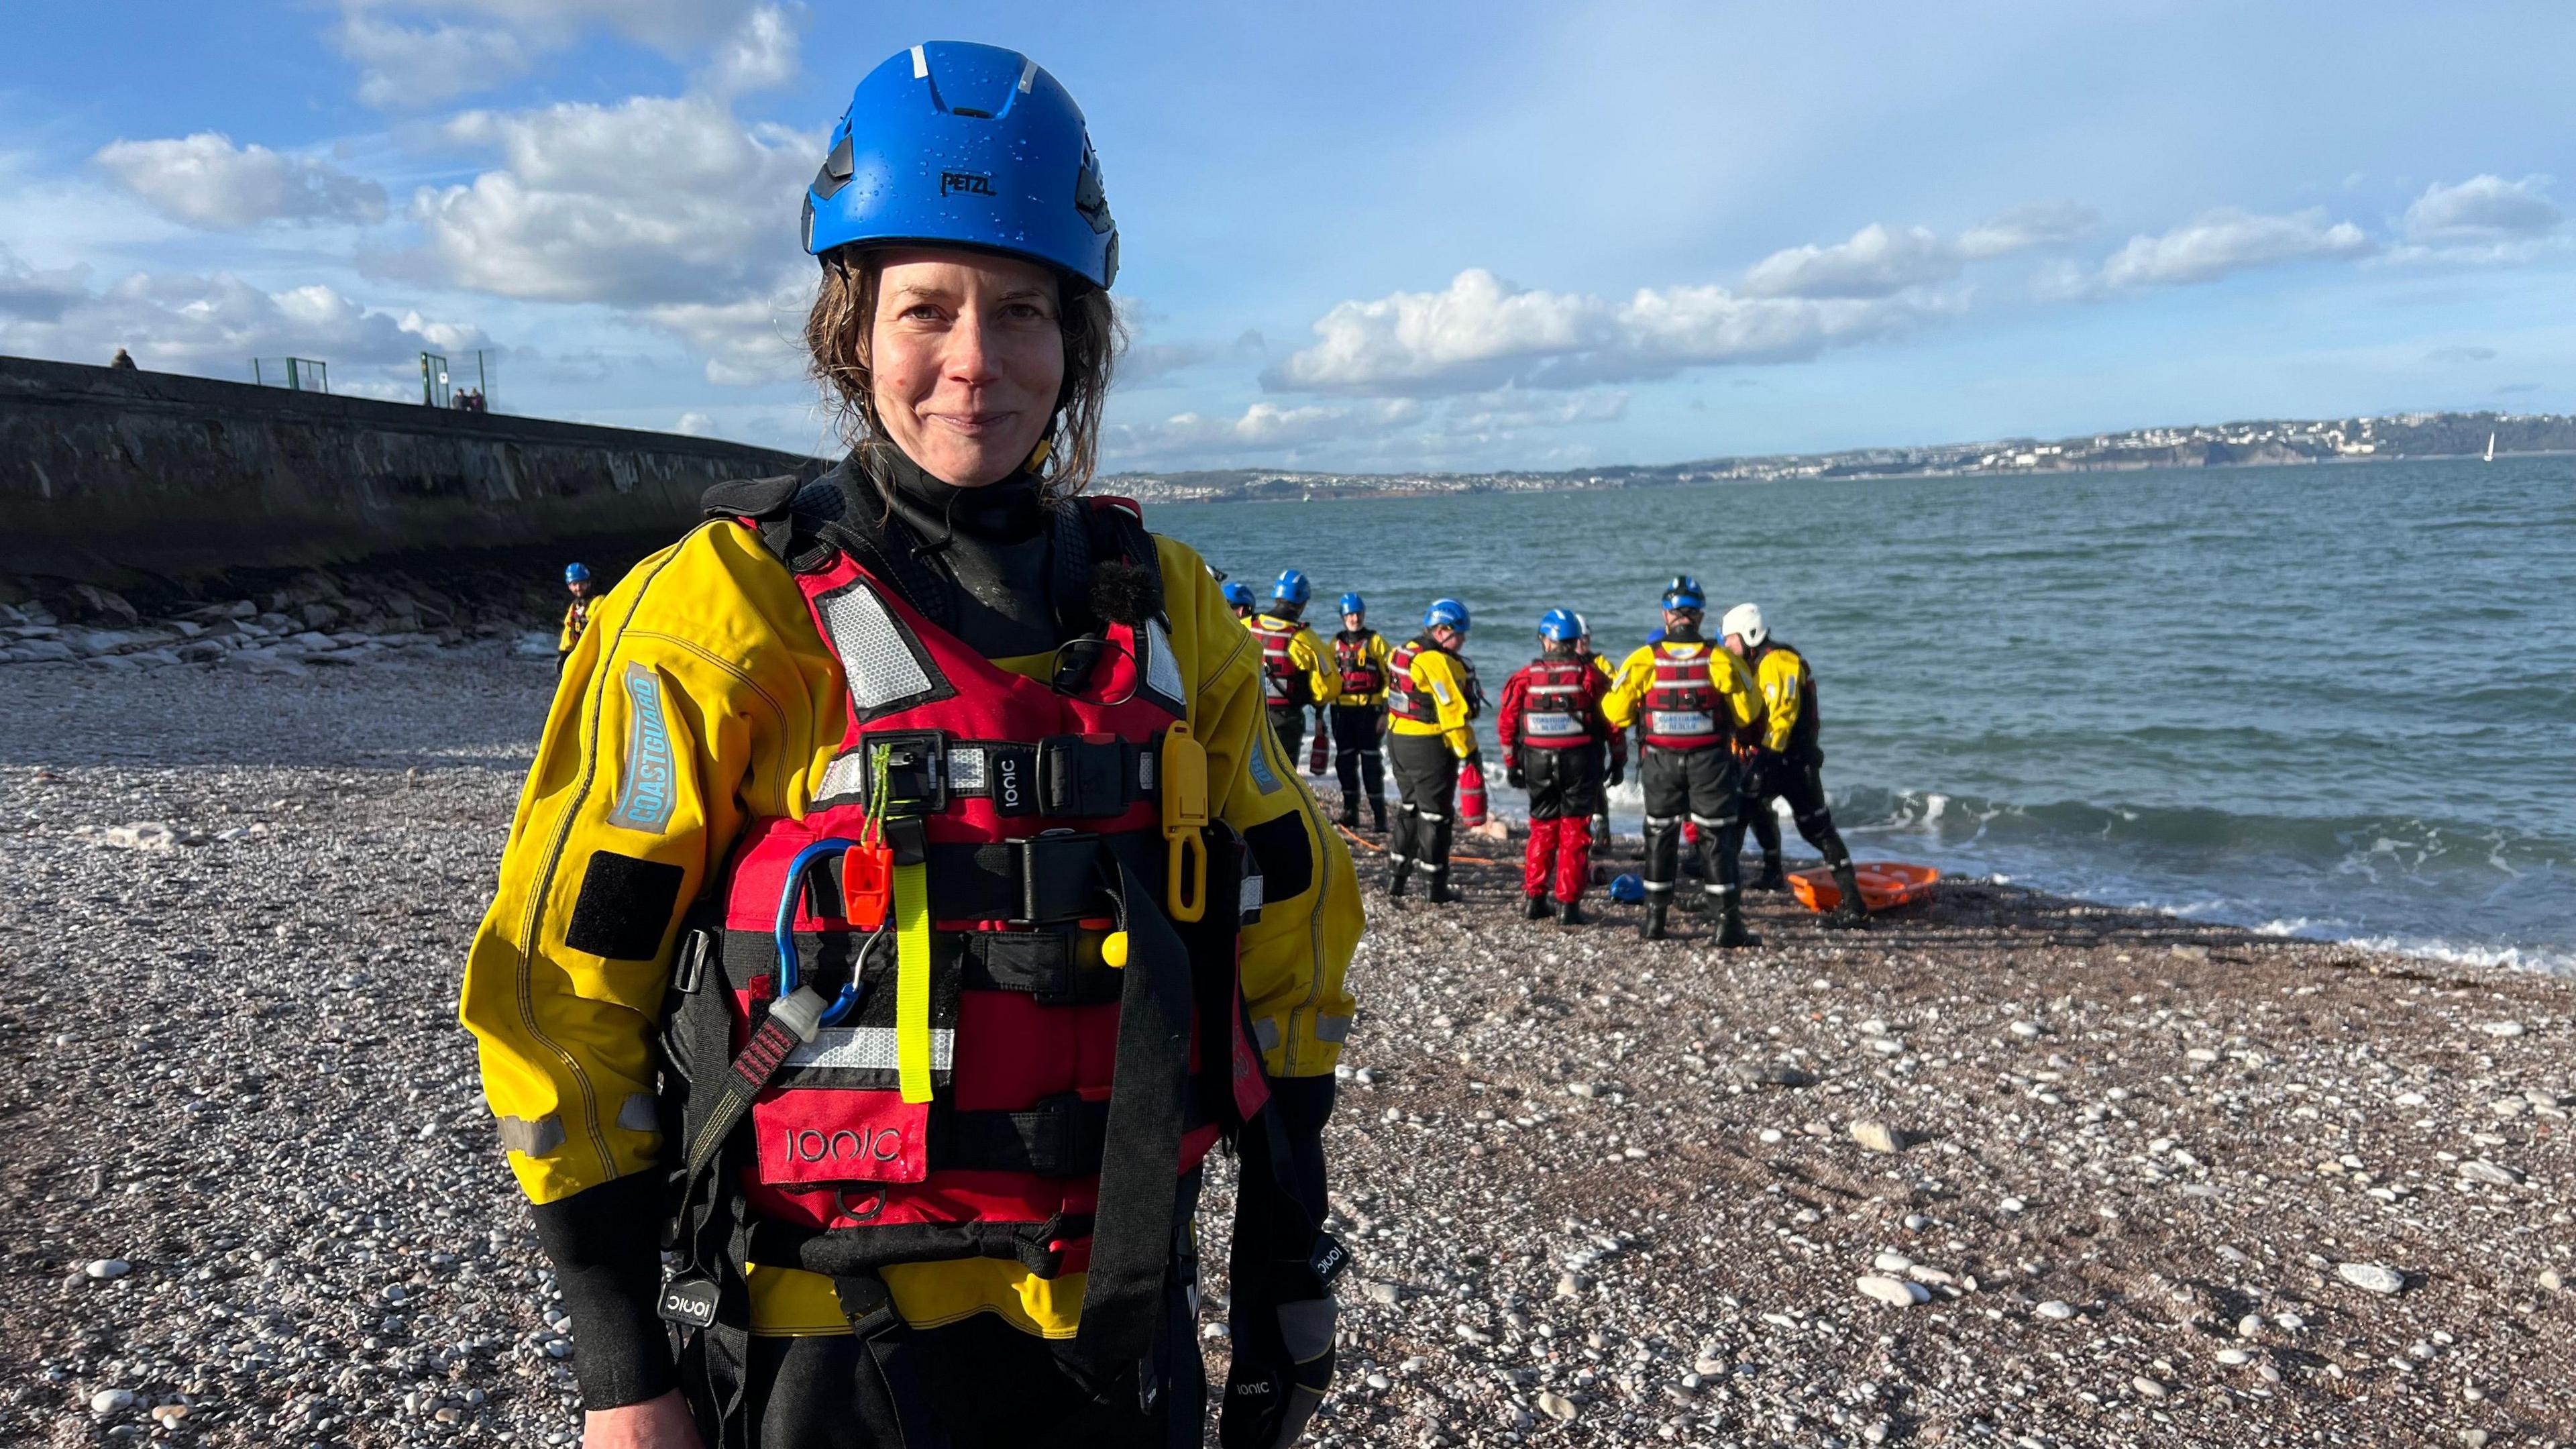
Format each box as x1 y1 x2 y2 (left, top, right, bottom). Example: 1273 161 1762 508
894 857 933 1103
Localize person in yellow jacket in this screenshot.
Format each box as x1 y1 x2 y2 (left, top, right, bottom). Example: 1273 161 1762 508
556 562 596 672
1601 576 1764 947
1326 591 1393 833
1244 568 1341 768
1725 602 1868 928
1572 612 1621 845
1383 598 1482 903
461 43 1360 1449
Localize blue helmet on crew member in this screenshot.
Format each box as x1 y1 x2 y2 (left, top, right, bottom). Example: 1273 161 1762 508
1538 608 1581 642
1660 575 1705 612
1338 591 1365 617
1424 598 1471 633
1271 569 1311 607
564 562 592 584
804 42 1118 290
1222 580 1256 610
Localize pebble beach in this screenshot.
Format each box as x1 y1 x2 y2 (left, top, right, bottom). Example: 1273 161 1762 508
1 651 2570 1448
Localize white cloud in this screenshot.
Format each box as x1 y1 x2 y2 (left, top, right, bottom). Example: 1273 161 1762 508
1742 223 1955 299
2099 207 2372 288
1956 201 2100 259
0 244 489 382
1267 268 1935 396
333 0 763 108
698 5 799 98
637 272 814 384
91 132 387 229
2402 174 2561 242
410 94 814 307
675 410 718 436
1108 399 1424 460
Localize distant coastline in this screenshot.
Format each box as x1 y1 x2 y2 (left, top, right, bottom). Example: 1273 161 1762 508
1105 408 2573 504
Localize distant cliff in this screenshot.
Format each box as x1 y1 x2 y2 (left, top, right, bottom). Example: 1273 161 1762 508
0 354 821 584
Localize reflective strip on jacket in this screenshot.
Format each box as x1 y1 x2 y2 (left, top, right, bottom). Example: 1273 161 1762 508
1331 629 1391 705
1601 639 1760 750
1386 638 1481 758
1750 639 1821 755
459 522 1362 1337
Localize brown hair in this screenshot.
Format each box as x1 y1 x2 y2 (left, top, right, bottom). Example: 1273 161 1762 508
804 248 1122 498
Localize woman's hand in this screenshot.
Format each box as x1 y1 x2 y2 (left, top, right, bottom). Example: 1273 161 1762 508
584 1390 703 1449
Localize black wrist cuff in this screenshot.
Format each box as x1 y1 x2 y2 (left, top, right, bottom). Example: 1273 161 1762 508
529 1173 678 1409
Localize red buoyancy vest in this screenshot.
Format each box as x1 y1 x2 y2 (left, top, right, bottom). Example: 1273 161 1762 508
1515 657 1599 749
1248 617 1307 706
1640 641 1727 750
680 497 1268 1299
1333 632 1384 696
1385 636 1450 725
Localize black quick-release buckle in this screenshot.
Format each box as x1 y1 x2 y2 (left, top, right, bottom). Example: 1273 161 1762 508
864 731 947 817
1038 735 1129 819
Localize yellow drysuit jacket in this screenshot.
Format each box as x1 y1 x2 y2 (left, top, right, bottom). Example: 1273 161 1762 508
462 516 1362 1344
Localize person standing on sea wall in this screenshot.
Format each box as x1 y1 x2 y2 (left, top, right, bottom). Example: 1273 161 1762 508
1602 576 1765 947
459 42 1359 1448
1499 608 1621 924
1385 598 1483 903
1726 602 1869 929
1328 592 1393 832
1247 569 1342 765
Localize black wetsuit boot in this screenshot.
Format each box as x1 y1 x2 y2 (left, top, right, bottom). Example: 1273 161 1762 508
1824 859 1869 930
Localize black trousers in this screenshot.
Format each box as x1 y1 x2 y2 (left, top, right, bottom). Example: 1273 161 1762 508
1328 703 1386 808
1266 703 1306 764
1745 750 1851 868
1638 745 1745 907
1386 731 1460 878
1521 743 1603 820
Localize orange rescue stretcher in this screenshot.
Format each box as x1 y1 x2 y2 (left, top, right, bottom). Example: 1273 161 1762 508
1790 861 1940 914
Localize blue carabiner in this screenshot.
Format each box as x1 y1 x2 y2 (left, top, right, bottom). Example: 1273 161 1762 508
775 838 867 1027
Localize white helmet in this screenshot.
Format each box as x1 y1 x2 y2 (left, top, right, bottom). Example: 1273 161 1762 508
1721 602 1767 647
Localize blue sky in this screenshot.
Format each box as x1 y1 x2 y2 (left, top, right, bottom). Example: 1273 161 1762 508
3 1 2571 471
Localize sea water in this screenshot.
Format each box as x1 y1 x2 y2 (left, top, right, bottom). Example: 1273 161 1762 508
1156 455 2576 973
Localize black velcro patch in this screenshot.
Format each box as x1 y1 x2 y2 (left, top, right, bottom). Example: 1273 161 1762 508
1242 814 1314 906
566 851 687 961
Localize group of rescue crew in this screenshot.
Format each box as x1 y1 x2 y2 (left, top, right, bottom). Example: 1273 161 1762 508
1224 570 1869 946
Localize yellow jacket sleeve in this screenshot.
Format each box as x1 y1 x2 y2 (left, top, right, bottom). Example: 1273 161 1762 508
462 522 839 1206
1288 626 1342 706
1719 649 1764 733
557 601 581 653
1758 649 1804 752
1601 645 1658 731
1409 649 1480 757
1160 540 1362 1078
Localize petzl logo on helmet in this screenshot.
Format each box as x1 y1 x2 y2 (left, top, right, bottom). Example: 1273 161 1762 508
940 170 996 197
609 663 676 834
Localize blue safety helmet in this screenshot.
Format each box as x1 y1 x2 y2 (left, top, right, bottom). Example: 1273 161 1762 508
1271 569 1311 606
1222 580 1256 610
1424 598 1471 633
1538 608 1581 642
1609 873 1646 904
1661 574 1705 612
804 43 1118 290
1338 591 1365 617
564 562 592 584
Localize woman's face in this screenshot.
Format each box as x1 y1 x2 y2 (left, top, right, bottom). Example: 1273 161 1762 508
867 249 1065 488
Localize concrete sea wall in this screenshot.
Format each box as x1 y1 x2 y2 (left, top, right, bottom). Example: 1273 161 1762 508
0 354 821 584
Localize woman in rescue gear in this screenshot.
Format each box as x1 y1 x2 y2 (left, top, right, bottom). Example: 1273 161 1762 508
1723 602 1867 930
1601 576 1764 947
1497 609 1621 926
1222 580 1257 620
559 562 598 672
1326 592 1391 833
1244 569 1341 771
460 42 1360 1449
1384 598 1481 904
